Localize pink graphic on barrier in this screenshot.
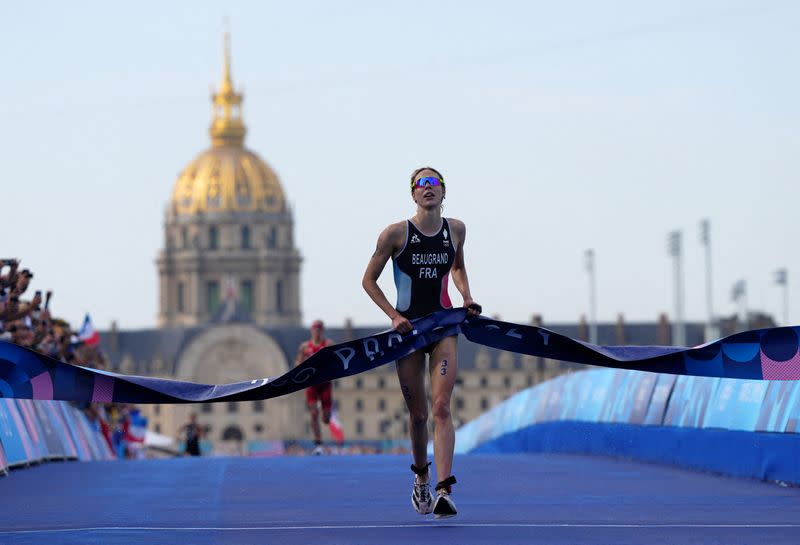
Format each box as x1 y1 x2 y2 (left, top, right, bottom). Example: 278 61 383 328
91 376 114 403
30 372 53 400
761 349 800 380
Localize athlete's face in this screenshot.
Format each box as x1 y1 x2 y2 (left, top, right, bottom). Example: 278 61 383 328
412 169 445 209
310 322 324 342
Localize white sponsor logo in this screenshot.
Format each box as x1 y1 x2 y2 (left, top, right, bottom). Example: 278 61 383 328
411 234 421 244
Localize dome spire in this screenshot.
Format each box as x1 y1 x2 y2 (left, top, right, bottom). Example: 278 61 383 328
210 31 246 148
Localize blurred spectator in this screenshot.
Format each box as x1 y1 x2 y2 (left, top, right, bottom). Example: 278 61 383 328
181 413 204 456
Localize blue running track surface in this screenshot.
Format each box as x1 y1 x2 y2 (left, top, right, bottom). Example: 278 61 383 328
0 453 797 544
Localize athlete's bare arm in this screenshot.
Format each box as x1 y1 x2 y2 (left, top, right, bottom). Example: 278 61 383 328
362 222 413 333
448 218 480 316
294 341 309 367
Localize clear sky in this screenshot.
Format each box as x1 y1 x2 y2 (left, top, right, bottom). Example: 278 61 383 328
2 0 798 331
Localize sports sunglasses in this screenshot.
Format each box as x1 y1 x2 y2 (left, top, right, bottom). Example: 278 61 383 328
413 176 442 188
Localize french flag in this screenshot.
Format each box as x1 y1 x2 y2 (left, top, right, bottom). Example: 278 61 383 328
328 403 345 445
78 313 100 346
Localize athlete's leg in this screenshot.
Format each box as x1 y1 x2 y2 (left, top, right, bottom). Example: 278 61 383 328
429 336 458 483
320 384 333 425
396 350 428 473
306 387 322 445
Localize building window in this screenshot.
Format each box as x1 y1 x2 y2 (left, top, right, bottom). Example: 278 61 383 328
240 279 253 314
355 399 363 412
504 376 512 388
253 400 264 413
241 225 251 249
181 227 188 249
527 375 534 387
355 378 363 389
276 279 284 313
207 281 220 314
155 424 161 433
456 397 465 410
267 226 277 249
154 404 161 415
209 226 219 250
201 403 213 414
356 419 363 436
378 377 386 389
480 376 488 388
177 282 185 313
227 401 238 413
254 424 263 434
378 398 386 411
481 397 489 410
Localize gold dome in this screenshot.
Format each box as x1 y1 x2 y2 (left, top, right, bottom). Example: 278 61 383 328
170 34 286 215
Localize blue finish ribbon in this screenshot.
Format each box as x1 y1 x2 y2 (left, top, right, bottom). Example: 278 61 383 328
0 309 798 403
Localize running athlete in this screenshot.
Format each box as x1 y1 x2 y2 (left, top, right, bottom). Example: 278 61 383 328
362 166 481 518
295 319 334 455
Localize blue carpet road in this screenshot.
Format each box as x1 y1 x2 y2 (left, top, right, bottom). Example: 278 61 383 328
0 453 797 544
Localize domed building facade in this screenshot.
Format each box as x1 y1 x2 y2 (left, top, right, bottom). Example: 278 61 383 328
157 35 301 328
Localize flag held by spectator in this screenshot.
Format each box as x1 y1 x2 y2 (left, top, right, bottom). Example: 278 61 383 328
328 403 345 445
78 313 100 346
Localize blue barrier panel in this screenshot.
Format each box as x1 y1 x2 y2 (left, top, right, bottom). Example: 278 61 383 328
569 370 614 422
471 421 800 485
703 379 768 431
598 370 659 424
14 399 48 463
29 400 68 459
59 404 94 461
755 381 800 432
43 402 79 460
0 399 34 466
642 373 677 425
663 375 721 428
0 437 7 474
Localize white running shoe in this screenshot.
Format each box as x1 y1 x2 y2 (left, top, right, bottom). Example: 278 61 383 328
312 445 324 456
433 488 457 519
411 477 433 515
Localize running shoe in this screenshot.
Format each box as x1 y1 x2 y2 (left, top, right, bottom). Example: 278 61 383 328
433 488 457 519
312 445 324 456
411 477 433 515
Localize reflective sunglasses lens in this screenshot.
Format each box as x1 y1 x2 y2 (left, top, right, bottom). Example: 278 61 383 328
416 177 441 187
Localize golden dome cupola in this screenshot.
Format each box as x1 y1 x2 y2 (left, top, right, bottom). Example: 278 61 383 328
169 34 287 216
210 33 246 148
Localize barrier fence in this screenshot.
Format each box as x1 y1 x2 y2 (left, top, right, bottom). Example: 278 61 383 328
454 369 800 484
0 400 114 472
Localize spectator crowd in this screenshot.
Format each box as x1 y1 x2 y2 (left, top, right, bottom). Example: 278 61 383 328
0 259 146 459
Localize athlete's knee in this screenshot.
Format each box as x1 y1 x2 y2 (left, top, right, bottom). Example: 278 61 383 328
321 410 331 424
308 406 319 419
432 398 451 422
408 410 428 429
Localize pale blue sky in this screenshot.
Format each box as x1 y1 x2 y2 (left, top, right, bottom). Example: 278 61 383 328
2 1 798 331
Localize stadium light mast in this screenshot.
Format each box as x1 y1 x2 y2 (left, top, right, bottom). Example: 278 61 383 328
699 219 717 341
585 249 597 344
774 268 789 325
731 279 748 330
667 230 686 346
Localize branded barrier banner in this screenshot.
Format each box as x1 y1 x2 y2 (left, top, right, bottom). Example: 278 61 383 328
1 309 800 405
0 399 34 466
14 400 48 463
0 438 7 474
756 381 800 433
